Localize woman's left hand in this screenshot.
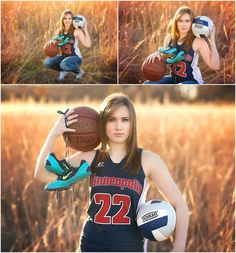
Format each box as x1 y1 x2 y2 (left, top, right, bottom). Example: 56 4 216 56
83 19 88 31
209 23 216 43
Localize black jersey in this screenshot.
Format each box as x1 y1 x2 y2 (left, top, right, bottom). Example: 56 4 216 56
59 32 82 58
80 149 150 252
170 42 203 83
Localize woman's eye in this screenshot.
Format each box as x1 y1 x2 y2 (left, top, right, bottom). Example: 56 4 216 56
108 118 115 122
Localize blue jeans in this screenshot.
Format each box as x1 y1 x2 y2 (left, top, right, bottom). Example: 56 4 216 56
43 55 82 73
144 75 199 84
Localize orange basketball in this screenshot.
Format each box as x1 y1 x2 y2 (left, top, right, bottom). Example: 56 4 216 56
63 106 101 151
44 42 59 58
142 58 167 82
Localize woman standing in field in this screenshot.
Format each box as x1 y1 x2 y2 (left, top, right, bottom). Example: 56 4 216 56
44 9 91 82
34 93 189 251
144 6 220 84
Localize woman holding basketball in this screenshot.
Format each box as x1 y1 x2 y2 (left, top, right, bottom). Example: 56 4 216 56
44 9 91 82
35 93 189 251
144 6 220 84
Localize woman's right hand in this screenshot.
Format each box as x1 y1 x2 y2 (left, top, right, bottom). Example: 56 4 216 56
50 109 78 138
144 51 161 63
47 39 57 46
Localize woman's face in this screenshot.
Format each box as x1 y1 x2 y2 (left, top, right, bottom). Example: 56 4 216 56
106 105 131 145
63 14 73 28
177 13 192 35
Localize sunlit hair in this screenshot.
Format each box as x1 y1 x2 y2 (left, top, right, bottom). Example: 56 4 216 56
59 9 75 37
97 93 141 175
171 6 195 52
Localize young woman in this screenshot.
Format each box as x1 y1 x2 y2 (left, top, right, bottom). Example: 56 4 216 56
34 93 189 252
43 9 91 82
144 6 220 84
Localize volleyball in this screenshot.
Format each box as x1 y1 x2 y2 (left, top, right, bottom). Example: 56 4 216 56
192 16 213 38
137 200 176 241
73 15 86 29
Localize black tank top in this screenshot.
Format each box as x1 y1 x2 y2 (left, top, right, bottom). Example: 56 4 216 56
82 149 150 247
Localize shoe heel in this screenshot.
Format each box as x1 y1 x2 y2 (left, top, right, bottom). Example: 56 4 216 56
45 153 65 176
45 165 63 176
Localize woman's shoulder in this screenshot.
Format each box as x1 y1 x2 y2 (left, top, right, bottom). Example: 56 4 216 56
163 33 172 47
193 37 208 51
141 149 160 161
54 28 61 36
74 28 83 37
141 149 162 167
141 149 168 177
141 149 163 176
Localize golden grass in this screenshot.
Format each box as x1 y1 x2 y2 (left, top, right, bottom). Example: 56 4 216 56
1 101 234 251
1 1 117 84
119 1 235 84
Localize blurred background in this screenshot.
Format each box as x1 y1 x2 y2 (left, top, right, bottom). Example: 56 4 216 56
1 85 235 251
119 1 235 84
1 1 117 84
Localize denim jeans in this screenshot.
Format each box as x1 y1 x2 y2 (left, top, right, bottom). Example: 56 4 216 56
144 75 199 84
43 55 82 73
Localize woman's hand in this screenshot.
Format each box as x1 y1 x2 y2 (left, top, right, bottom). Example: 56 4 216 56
209 23 216 44
34 109 78 182
50 109 78 138
82 19 88 31
47 39 57 46
144 51 161 63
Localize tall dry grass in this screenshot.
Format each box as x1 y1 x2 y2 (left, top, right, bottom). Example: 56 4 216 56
119 1 235 84
1 100 234 251
1 1 117 84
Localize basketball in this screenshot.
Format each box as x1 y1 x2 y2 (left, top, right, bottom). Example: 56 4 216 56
142 58 167 81
137 199 176 241
44 42 59 57
63 106 101 151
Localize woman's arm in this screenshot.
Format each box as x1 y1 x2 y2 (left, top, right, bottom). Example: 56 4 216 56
46 28 60 46
193 25 220 70
34 110 78 183
75 20 91 48
142 150 189 252
145 34 172 63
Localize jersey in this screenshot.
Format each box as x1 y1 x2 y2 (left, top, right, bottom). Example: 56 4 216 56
59 32 82 58
170 42 203 84
80 149 150 252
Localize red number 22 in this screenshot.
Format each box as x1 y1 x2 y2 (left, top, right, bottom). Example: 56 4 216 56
93 193 131 225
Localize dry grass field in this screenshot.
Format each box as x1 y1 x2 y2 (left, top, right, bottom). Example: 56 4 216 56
1 100 234 251
1 1 117 84
119 1 235 84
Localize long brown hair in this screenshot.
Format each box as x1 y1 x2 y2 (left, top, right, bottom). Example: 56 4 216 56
97 93 141 175
59 9 75 37
171 6 195 52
